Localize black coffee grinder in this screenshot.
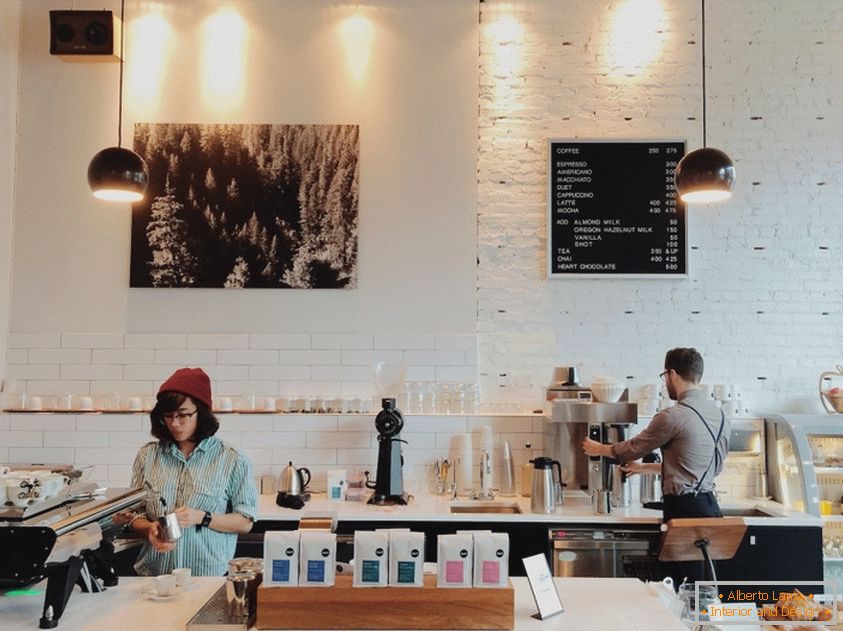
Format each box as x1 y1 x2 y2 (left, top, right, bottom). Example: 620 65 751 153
366 398 409 505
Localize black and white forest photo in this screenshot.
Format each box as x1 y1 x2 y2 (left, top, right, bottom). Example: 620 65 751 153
130 123 359 289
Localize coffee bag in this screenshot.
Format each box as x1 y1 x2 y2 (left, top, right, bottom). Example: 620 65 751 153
299 531 336 586
437 533 473 588
353 530 389 587
263 530 300 586
473 532 509 588
389 530 425 587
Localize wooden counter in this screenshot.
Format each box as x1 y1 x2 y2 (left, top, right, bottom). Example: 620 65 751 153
0 576 689 631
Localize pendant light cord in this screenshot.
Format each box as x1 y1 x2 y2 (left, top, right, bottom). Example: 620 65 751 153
117 0 126 148
704 0 707 147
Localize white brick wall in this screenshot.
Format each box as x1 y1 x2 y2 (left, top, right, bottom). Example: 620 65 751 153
477 0 843 415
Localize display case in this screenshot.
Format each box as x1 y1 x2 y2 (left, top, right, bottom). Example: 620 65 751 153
765 414 843 582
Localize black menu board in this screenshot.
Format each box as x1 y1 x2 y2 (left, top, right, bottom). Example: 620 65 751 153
547 140 687 277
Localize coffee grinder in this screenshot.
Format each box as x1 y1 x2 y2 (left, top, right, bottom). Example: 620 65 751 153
366 398 409 505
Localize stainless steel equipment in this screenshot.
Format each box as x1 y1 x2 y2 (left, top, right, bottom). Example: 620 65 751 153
549 528 659 577
530 457 562 514
639 452 662 505
0 468 145 629
277 461 311 496
546 400 638 507
187 584 249 631
546 366 592 402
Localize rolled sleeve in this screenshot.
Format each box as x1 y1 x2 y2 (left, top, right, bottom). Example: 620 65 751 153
611 412 675 463
228 452 258 522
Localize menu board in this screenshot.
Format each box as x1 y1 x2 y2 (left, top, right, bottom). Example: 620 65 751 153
547 140 687 278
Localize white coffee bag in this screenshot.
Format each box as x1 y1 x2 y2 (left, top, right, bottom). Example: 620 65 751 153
436 533 473 588
327 469 347 501
263 530 300 587
389 530 424 587
299 531 337 586
353 530 389 587
472 532 509 588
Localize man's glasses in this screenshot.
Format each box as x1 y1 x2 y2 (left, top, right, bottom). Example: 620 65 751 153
659 370 669 380
161 410 197 424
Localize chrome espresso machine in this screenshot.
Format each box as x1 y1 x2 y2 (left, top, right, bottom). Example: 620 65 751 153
546 398 639 507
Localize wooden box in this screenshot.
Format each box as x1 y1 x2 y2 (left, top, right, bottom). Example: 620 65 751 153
256 575 514 630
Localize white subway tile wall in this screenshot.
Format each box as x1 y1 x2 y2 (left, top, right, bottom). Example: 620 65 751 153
0 411 757 499
0 412 544 492
4 333 477 400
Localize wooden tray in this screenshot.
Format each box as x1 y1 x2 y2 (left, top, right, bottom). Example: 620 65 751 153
256 574 514 630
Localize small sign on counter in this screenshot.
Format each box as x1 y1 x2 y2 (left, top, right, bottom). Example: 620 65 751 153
522 553 564 620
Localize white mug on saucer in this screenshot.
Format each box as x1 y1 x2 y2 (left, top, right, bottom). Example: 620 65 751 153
173 567 192 588
155 574 177 596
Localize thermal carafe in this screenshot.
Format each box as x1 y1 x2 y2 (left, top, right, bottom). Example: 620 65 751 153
530 457 563 514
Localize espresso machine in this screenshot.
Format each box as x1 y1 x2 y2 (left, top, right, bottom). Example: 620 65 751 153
547 399 638 507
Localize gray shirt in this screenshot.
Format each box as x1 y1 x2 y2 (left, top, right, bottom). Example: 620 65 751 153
611 389 729 496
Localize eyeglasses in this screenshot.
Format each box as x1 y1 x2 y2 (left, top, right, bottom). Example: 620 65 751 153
161 410 197 424
659 370 669 380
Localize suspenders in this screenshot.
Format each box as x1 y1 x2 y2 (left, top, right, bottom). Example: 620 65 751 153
678 401 726 495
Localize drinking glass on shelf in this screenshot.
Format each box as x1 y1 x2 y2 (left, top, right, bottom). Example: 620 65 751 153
398 383 413 414
436 383 451 414
464 383 478 414
421 383 436 414
451 383 466 414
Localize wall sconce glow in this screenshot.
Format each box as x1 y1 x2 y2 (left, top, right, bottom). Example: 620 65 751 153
338 15 375 85
606 0 667 76
201 9 247 112
127 11 173 114
485 12 524 80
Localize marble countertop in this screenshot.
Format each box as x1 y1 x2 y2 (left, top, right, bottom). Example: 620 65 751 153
0 576 689 631
256 491 821 527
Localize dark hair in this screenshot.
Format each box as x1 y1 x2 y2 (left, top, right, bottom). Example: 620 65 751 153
664 347 704 383
149 391 219 443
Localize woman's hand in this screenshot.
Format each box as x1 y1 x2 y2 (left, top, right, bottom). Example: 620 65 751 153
146 520 176 552
174 505 204 528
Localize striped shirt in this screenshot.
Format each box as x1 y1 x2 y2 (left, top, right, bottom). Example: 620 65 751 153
130 436 257 577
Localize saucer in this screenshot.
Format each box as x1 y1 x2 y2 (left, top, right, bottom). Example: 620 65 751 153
143 591 183 602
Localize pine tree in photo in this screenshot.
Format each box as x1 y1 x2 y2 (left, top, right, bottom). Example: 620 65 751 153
146 178 198 287
224 256 250 288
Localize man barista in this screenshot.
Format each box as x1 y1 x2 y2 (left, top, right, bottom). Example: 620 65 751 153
582 347 729 521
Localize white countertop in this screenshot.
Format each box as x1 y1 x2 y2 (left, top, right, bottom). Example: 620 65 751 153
256 491 821 527
0 576 690 631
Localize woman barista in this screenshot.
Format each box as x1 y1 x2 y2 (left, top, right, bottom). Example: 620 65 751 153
582 347 729 521
124 367 258 576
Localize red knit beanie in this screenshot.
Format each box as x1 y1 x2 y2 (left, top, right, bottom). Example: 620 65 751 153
158 367 212 409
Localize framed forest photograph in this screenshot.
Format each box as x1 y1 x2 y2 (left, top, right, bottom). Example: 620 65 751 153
129 123 359 289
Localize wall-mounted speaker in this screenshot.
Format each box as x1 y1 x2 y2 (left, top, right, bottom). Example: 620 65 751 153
49 10 122 58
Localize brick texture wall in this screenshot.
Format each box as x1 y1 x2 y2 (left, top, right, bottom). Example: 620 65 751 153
477 0 843 414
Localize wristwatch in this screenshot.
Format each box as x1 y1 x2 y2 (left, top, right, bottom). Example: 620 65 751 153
200 511 212 528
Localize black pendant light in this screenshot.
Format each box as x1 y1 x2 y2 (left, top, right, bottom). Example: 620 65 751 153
87 0 149 202
674 0 735 204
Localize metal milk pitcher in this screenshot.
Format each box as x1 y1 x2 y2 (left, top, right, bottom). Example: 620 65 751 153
530 457 563 514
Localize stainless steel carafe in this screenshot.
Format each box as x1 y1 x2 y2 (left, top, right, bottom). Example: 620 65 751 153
277 461 311 496
530 457 563 514
639 451 661 505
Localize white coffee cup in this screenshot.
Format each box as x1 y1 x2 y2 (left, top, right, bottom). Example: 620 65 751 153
217 397 233 412
713 384 730 401
128 397 142 411
698 384 714 399
26 396 43 411
173 567 192 588
155 574 177 596
262 397 276 412
78 396 94 411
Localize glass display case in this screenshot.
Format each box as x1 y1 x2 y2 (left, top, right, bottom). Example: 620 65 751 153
765 414 843 582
